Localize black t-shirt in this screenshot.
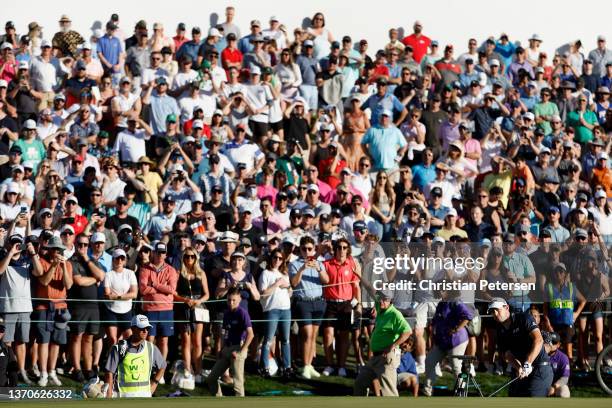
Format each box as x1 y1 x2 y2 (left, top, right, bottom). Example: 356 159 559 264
420 110 447 151
233 224 263 248
74 182 95 209
203 202 234 231
0 115 18 146
496 311 548 365
68 256 102 309
106 214 140 232
283 115 310 150
7 80 37 115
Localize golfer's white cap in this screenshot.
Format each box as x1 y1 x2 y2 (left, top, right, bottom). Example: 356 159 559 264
487 297 508 312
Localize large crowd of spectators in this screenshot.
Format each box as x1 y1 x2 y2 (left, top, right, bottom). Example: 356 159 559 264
0 7 611 397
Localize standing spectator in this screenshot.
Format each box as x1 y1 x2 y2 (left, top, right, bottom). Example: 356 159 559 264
320 237 360 377
33 236 73 386
0 234 42 385
401 21 431 64
103 248 138 345
289 236 326 379
173 247 209 383
258 249 293 377
588 35 612 78
51 15 84 57
138 241 178 378
68 233 105 382
97 22 125 85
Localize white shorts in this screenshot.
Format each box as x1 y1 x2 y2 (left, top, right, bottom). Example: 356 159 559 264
414 301 438 329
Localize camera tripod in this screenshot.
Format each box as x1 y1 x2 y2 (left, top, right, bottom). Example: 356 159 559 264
449 355 483 397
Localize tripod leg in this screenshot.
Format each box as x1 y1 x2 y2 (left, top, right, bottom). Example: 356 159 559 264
470 374 484 397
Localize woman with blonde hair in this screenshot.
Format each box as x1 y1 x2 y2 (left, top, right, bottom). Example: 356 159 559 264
369 171 396 241
342 96 370 171
173 247 210 383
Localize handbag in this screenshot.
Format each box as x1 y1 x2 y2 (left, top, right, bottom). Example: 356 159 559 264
187 276 209 323
193 306 210 323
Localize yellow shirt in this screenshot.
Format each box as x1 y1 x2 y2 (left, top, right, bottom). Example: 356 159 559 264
482 170 513 207
138 172 164 206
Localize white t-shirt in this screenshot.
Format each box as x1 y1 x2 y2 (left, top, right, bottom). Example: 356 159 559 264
258 269 291 312
104 268 137 314
30 56 57 92
245 83 272 123
112 92 140 128
113 129 150 162
103 177 127 202
178 93 217 123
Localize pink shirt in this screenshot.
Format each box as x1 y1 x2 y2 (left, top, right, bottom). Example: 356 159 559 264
257 185 279 206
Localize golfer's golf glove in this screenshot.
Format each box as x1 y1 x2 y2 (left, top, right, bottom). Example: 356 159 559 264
522 362 533 377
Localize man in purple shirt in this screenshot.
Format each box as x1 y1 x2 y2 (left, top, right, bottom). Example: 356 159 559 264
423 290 473 396
206 288 254 397
543 331 571 398
508 47 534 86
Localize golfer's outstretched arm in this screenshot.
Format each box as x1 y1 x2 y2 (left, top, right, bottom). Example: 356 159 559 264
526 328 544 365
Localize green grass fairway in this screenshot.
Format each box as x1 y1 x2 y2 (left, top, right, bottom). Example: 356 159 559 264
5 397 612 408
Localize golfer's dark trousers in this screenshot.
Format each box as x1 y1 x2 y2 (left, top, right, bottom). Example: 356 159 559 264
509 364 554 397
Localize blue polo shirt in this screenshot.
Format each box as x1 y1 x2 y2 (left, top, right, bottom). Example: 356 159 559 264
176 40 202 65
361 93 405 127
288 258 324 299
97 35 122 66
149 92 180 134
237 35 255 54
361 125 406 171
411 163 436 190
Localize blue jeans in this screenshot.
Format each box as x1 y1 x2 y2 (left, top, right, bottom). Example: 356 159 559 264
262 308 291 370
299 85 318 111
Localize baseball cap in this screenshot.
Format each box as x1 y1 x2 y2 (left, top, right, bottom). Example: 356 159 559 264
487 297 508 312
352 220 368 233
90 232 106 243
154 242 167 253
112 248 127 259
131 314 153 329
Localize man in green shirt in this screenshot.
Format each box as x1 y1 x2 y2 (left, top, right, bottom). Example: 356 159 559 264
566 96 598 144
353 263 412 396
533 89 559 135
13 120 46 175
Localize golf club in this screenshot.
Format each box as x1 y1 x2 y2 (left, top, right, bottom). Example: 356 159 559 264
488 376 520 397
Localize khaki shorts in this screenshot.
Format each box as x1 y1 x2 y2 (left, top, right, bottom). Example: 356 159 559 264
414 301 438 329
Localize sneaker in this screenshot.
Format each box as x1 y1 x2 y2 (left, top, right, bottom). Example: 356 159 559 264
38 374 48 387
259 368 271 379
195 374 203 384
469 363 476 377
183 370 193 379
49 371 62 386
435 363 443 378
308 365 321 378
494 362 504 376
416 363 425 375
423 382 433 397
19 370 33 385
299 366 312 380
322 366 334 376
158 376 165 385
201 369 211 378
337 367 347 377
32 364 41 378
282 367 294 379
73 369 86 383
